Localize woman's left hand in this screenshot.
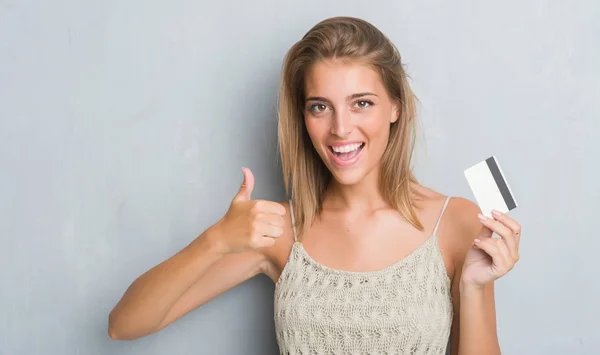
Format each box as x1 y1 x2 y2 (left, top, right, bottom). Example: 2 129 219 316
460 210 522 287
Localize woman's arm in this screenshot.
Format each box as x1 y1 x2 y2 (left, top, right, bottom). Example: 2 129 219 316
108 226 268 340
446 198 520 355
108 168 288 340
457 281 499 355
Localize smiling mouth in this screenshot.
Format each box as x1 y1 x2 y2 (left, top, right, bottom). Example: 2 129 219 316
328 142 365 162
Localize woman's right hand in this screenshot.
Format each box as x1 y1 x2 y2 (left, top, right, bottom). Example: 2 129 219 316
208 167 287 255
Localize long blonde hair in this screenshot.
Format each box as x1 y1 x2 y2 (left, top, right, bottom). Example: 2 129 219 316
278 16 424 239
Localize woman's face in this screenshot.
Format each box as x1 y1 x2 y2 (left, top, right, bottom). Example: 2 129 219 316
303 59 399 186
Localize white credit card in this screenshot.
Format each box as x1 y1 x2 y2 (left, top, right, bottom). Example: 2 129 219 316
464 156 518 218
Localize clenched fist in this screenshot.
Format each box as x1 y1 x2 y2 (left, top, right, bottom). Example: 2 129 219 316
208 167 286 255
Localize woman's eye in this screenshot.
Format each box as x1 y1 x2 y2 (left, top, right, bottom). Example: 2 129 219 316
310 104 328 112
355 100 372 109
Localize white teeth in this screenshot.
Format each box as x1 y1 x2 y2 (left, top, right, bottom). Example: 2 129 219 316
331 143 363 153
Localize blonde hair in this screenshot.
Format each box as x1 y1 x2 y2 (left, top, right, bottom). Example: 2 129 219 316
278 16 424 239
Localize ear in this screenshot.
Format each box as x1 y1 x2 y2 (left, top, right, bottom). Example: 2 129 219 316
390 101 401 123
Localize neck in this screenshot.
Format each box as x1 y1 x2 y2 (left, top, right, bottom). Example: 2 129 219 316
324 168 387 212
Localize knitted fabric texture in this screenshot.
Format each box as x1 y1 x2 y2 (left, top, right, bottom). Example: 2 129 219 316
273 199 453 355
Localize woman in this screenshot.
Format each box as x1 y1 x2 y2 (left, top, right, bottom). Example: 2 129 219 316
108 16 521 354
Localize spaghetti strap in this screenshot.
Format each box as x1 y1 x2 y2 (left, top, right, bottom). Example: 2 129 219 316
289 199 297 242
432 196 451 236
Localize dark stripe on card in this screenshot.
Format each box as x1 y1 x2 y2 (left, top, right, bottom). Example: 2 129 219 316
486 157 517 210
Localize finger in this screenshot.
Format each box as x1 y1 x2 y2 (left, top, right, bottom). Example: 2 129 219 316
478 213 513 240
501 235 519 262
255 222 284 238
233 167 255 202
480 213 519 259
473 238 506 271
491 210 522 243
256 212 285 228
474 237 501 257
255 237 276 249
494 238 514 266
499 229 519 261
491 238 518 273
254 200 286 216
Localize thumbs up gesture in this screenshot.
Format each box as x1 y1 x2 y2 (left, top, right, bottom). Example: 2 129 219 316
210 168 287 255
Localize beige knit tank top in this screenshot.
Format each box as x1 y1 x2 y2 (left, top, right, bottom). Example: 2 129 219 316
274 197 453 355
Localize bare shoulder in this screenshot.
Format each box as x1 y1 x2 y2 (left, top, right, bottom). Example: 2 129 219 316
445 197 482 240
443 196 483 264
259 200 296 283
413 184 481 225
415 184 482 267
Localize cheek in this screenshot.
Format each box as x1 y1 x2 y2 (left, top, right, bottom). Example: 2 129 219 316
304 118 326 143
363 116 391 143
303 121 322 153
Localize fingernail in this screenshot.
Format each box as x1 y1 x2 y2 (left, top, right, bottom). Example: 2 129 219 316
474 238 481 243
478 213 487 221
492 210 501 216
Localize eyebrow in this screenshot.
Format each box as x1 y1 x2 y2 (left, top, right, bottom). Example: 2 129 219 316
305 92 378 102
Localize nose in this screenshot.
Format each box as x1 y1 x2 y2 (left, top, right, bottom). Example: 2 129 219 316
330 108 353 138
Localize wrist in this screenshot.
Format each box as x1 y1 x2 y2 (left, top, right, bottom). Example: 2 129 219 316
191 224 229 257
459 278 487 296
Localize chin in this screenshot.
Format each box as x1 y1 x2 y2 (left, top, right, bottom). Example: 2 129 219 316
328 167 369 186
